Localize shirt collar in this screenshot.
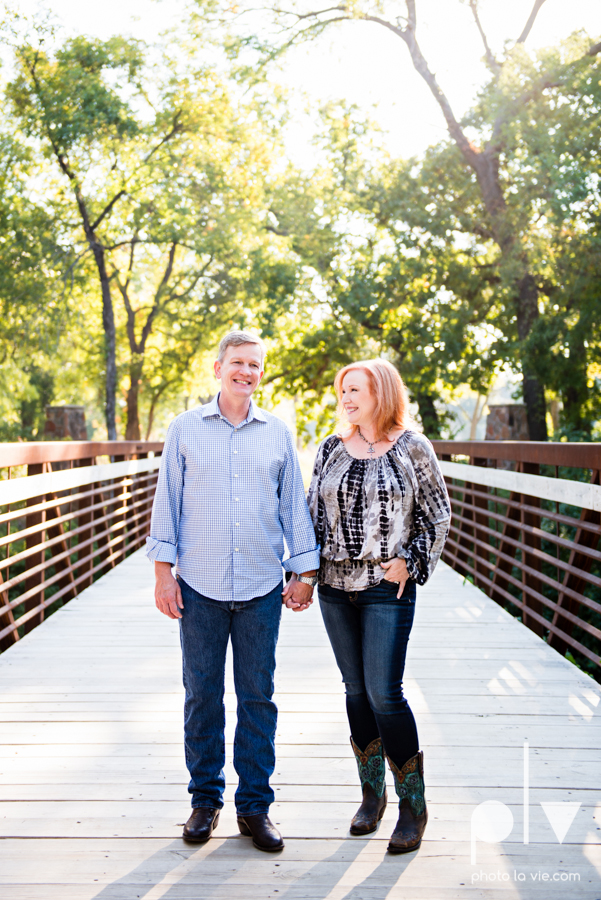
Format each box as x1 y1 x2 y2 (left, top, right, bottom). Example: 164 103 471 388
202 392 266 425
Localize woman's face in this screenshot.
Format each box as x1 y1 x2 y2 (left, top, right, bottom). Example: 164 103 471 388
341 369 377 428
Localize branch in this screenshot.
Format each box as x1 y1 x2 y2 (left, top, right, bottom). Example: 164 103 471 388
468 0 500 73
143 111 185 165
278 4 347 22
90 190 127 232
487 78 560 150
588 41 601 56
516 0 547 45
138 243 178 351
387 9 479 168
114 253 140 355
170 256 214 303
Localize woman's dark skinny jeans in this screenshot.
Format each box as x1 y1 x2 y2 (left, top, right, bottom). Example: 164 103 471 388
318 578 419 768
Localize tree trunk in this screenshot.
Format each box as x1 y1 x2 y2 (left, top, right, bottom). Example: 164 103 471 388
389 18 550 440
516 271 548 441
561 333 591 437
145 392 161 441
89 243 118 440
125 357 143 441
415 392 442 438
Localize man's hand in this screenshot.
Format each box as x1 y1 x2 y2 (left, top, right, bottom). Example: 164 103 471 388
381 558 410 599
282 574 314 613
155 561 184 619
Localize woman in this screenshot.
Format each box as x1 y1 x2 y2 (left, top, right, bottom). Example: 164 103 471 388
307 359 450 853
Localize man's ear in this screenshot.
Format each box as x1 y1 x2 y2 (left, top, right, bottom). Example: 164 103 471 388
214 359 221 380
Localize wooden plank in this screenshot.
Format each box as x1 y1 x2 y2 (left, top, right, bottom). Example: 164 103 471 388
0 800 596 843
1 783 598 803
0 550 599 899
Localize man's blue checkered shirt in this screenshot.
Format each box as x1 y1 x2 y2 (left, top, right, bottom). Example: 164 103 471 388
146 394 320 602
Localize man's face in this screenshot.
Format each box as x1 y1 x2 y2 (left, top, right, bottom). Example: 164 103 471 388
214 343 264 402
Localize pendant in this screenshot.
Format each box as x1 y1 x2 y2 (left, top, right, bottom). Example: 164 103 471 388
368 445 375 456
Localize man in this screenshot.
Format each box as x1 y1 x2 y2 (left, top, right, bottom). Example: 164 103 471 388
146 331 319 852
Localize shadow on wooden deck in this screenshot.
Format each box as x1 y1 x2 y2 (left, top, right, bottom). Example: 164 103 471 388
0 549 599 898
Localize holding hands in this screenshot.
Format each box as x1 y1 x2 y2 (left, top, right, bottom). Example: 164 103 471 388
282 574 314 613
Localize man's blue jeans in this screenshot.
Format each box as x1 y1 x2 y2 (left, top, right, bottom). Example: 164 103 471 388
178 577 282 816
318 578 419 767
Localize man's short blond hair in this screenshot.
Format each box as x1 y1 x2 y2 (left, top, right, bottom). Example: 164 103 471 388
217 331 266 365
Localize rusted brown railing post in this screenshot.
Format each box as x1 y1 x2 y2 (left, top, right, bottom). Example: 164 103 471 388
471 455 490 591
76 456 96 590
520 460 545 637
24 462 45 634
490 491 522 612
0 570 18 652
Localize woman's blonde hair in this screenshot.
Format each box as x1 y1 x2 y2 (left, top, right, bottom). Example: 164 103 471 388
334 358 413 441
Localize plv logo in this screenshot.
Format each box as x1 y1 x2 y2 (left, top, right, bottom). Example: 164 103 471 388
470 741 581 864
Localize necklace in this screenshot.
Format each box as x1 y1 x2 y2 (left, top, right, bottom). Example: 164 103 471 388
357 427 382 456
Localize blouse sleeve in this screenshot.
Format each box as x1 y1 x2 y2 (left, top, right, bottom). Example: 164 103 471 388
402 434 451 585
307 435 337 533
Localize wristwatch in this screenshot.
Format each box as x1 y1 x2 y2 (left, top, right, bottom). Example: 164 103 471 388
297 574 318 587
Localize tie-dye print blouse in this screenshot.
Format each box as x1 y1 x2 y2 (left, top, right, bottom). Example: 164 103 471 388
307 431 451 591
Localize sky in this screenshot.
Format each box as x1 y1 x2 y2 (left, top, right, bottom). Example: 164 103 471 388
9 0 601 161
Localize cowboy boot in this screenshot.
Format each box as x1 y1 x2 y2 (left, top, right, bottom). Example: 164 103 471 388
387 751 427 853
349 737 387 835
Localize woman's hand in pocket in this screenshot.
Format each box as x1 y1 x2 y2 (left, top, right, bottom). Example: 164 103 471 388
381 558 409 599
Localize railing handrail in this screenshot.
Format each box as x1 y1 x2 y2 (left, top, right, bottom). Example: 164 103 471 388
0 457 161 506
0 441 165 468
439 460 601 512
432 439 601 467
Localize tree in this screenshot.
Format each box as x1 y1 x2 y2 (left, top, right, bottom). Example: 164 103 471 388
6 26 298 439
0 126 72 439
210 0 601 439
261 105 503 438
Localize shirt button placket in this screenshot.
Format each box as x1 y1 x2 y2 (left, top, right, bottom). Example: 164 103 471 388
232 429 239 564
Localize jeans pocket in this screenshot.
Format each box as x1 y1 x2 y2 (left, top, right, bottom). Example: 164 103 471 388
379 578 415 604
401 579 416 604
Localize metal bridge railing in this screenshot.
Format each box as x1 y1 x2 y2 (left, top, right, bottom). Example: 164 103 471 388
432 441 601 676
3 438 600 677
0 441 163 651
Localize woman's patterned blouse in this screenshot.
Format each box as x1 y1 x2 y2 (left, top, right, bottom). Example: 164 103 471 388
307 431 451 591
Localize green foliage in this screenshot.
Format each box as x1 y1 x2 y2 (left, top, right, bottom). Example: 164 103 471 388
1 23 305 438
0 9 601 445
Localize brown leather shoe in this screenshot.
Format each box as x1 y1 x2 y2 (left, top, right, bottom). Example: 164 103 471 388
182 807 220 842
387 751 428 854
350 782 388 835
237 813 284 852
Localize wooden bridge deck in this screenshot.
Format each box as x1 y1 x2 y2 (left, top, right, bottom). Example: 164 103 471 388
0 548 600 899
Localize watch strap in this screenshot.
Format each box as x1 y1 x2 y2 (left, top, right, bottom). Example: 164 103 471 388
297 574 318 587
